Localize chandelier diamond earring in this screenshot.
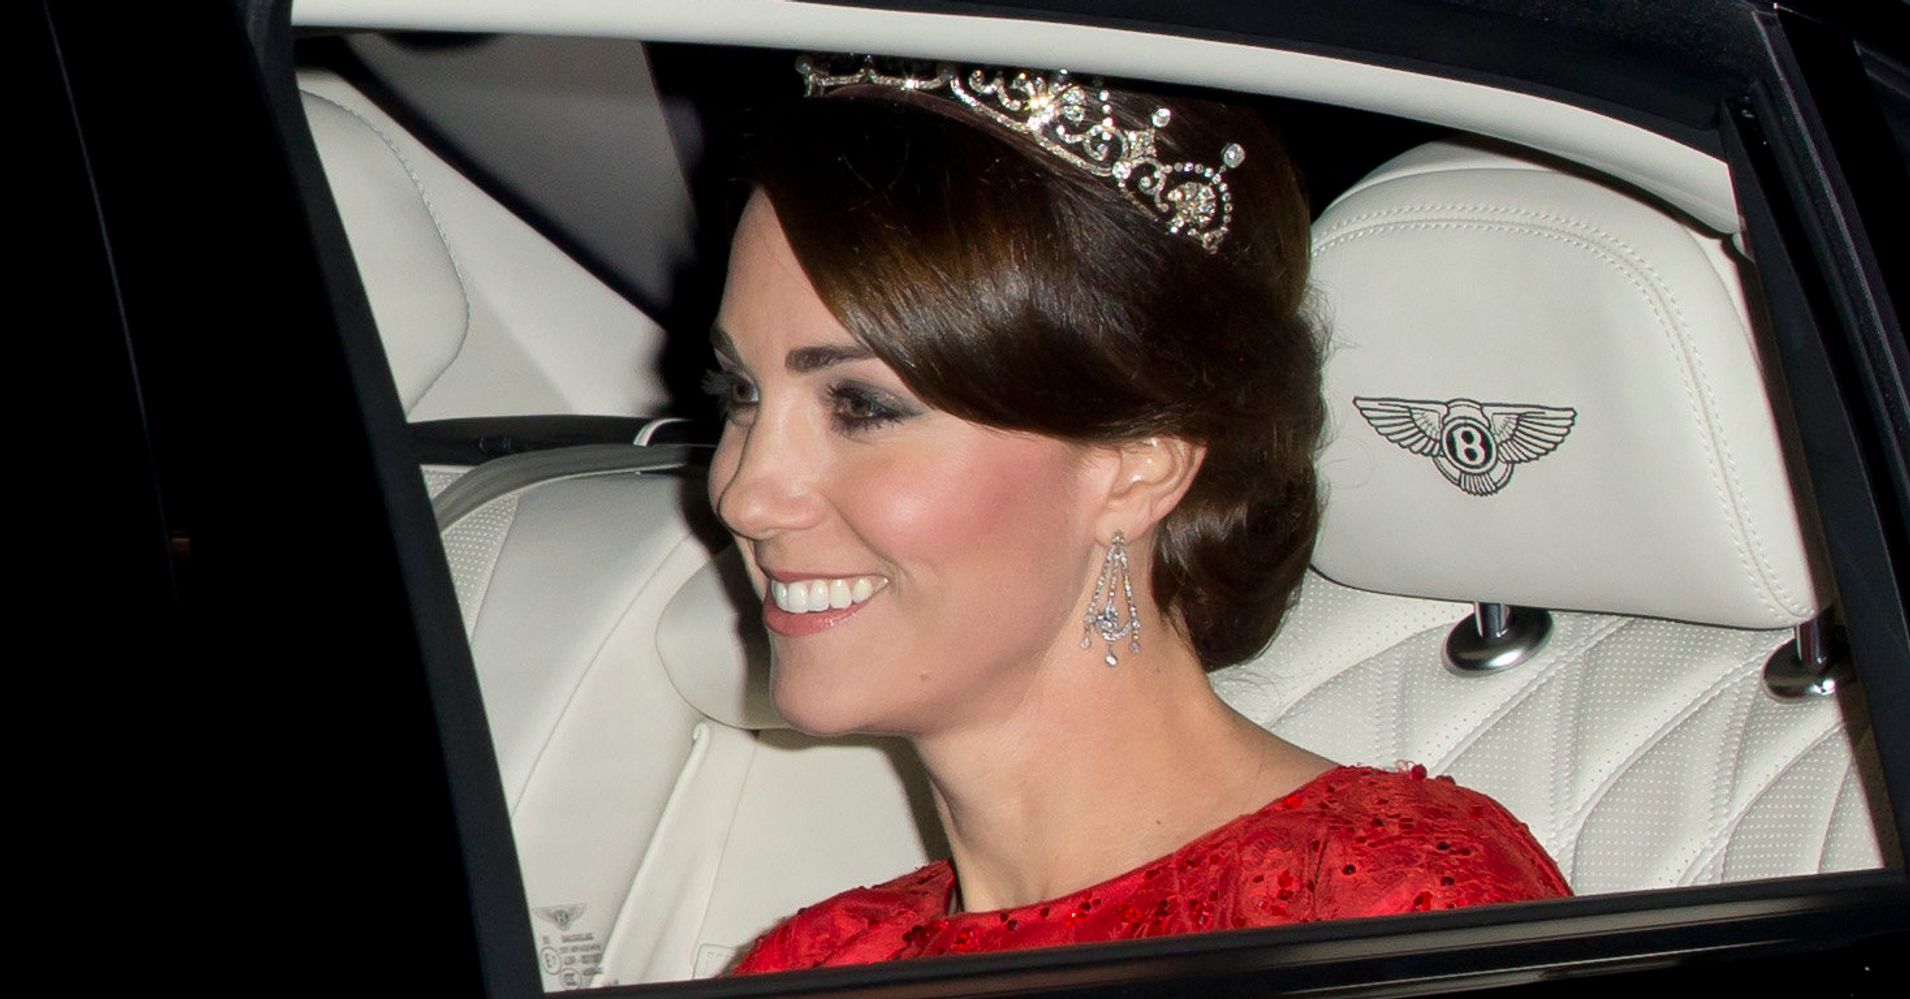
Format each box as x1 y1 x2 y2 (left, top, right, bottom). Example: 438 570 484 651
1081 531 1142 666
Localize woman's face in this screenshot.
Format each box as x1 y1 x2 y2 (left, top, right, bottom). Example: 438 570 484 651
708 192 1109 738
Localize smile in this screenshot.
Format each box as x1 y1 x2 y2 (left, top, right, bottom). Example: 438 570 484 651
770 575 889 613
762 574 889 637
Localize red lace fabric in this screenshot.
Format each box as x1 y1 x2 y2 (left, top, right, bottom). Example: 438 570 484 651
732 765 1569 974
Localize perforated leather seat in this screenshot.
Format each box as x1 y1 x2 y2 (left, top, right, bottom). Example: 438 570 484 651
1223 138 1891 892
303 70 1893 984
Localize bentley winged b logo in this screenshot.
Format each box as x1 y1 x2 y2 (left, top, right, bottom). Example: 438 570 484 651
1352 396 1577 496
533 903 587 932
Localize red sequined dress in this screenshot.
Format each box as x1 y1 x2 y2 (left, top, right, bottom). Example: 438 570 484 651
732 765 1569 974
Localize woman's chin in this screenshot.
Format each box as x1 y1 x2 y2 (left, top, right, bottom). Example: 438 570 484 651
768 665 882 739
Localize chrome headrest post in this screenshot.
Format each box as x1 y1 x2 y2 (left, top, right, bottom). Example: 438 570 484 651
1764 613 1848 700
1444 603 1553 675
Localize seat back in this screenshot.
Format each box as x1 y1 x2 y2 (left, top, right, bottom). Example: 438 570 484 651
1217 574 1890 892
1215 138 1891 892
431 453 934 987
1305 139 1820 628
300 71 673 421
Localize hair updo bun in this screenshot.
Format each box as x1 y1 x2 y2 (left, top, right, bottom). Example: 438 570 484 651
742 65 1324 671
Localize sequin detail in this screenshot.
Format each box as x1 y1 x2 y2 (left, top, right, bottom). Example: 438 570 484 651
730 764 1570 974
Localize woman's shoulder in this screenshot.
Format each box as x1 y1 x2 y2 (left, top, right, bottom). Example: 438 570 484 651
730 861 955 975
1279 763 1529 820
1237 764 1570 917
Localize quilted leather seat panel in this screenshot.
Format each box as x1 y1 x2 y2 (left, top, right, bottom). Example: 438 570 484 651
1214 572 1889 894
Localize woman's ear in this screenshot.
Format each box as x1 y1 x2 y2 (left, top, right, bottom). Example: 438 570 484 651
1094 437 1206 541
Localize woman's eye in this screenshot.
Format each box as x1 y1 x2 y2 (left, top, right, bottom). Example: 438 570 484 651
701 368 758 420
829 382 914 432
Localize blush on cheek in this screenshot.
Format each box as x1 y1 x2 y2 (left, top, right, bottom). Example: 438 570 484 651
866 432 1090 629
896 430 1077 522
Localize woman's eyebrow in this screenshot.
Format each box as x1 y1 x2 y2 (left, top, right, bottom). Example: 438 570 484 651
785 343 874 374
709 325 872 374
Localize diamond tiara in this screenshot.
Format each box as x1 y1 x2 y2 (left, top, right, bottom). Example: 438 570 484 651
796 55 1246 252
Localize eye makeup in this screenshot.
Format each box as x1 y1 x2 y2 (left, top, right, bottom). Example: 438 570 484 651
703 367 758 422
828 379 919 433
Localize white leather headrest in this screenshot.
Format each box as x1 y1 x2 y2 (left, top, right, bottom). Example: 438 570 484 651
301 89 468 414
1309 140 1824 629
658 547 785 730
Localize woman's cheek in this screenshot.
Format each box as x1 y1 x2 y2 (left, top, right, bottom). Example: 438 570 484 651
860 433 1084 597
850 441 1018 551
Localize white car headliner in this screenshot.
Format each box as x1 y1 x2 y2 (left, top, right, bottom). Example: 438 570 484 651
292 0 1742 234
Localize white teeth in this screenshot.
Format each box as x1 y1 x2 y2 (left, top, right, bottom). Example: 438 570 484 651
769 575 889 614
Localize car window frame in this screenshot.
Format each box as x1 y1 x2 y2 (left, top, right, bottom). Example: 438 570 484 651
174 1 1910 996
40 0 542 992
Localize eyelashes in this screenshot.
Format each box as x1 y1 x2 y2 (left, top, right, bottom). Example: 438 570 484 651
702 367 756 414
703 368 917 434
702 366 760 425
826 382 913 431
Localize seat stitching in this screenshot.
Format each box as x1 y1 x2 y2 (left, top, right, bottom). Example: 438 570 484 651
1428 616 1625 771
511 525 706 815
1267 622 1447 725
1319 210 1803 617
461 496 519 671
1274 619 1499 756
1389 638 1408 767
1703 682 1761 875
1557 647 1765 864
1678 724 1844 883
1319 217 1781 619
1315 213 1800 620
1553 660 1585 848
1275 614 1614 774
300 88 474 406
686 732 769 970
612 725 760 982
1817 753 1858 873
592 720 718 985
1266 628 1448 770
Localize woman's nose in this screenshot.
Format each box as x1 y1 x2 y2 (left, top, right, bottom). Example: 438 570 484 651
711 418 823 541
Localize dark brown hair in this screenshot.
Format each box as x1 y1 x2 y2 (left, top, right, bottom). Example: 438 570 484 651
746 69 1324 671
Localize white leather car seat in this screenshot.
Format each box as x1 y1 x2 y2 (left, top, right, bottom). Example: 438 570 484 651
299 71 674 421
431 454 937 988
303 76 1895 985
1213 138 1892 893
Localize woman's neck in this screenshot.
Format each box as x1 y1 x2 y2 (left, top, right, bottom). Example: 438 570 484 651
911 638 1333 914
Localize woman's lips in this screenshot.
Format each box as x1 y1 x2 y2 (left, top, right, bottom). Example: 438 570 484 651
762 585 876 636
760 575 888 637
